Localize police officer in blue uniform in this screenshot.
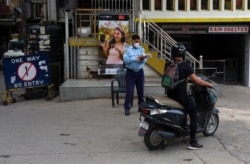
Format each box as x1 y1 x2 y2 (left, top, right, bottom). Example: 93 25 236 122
123 34 148 116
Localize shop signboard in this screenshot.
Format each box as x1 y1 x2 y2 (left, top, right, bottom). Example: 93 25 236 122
160 24 249 34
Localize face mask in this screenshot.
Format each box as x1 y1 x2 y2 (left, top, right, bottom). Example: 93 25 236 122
133 43 140 48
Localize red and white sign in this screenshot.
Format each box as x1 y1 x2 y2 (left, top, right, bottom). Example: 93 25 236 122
209 26 249 33
17 62 37 81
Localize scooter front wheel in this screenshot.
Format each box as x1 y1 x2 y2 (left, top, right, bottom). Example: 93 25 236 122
203 113 219 136
144 127 165 150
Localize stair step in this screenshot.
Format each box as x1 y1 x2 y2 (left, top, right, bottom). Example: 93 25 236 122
59 79 163 101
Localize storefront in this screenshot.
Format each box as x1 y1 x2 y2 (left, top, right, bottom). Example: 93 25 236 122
159 23 250 85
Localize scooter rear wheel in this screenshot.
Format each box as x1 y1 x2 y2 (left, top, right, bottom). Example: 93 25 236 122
144 127 165 150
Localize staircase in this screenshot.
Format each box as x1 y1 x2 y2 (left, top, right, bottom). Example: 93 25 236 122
139 17 200 75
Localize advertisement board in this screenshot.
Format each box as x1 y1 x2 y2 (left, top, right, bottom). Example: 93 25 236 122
98 14 129 75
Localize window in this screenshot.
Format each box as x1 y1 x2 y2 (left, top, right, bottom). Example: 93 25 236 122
166 0 174 10
201 0 208 10
31 1 42 18
190 0 197 10
178 0 185 10
213 0 219 10
236 0 242 10
225 0 232 10
155 0 161 10
143 0 150 10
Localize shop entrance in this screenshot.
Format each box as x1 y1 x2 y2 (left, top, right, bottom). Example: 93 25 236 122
171 34 247 84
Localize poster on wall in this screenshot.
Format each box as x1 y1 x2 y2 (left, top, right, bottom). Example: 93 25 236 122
98 15 129 75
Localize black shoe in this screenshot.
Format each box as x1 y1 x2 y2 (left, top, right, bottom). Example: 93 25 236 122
125 110 130 116
138 107 141 113
187 141 203 150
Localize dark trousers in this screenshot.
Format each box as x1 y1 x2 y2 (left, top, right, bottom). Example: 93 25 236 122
168 93 198 142
124 69 144 110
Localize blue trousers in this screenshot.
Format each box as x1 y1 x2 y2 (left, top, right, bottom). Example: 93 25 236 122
124 69 145 111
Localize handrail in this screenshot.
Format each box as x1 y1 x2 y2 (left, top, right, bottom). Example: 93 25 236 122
141 17 200 70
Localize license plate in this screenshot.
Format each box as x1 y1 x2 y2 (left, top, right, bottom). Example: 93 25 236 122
138 120 149 136
139 120 149 130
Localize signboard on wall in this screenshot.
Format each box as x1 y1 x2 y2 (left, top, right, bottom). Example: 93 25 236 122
160 24 249 34
69 37 99 47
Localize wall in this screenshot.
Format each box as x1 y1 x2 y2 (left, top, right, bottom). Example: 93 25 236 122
57 0 77 22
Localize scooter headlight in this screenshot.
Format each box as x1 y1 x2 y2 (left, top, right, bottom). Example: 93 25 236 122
150 109 168 115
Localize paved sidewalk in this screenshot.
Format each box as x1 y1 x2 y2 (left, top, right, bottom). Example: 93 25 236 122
1 71 250 163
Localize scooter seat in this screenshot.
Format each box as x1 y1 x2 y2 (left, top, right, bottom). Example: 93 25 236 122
154 95 185 110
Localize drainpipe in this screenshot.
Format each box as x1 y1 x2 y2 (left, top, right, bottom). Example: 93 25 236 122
138 0 142 38
64 10 71 80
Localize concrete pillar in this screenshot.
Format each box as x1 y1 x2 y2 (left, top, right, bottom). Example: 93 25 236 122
64 10 71 80
246 34 250 87
47 0 57 21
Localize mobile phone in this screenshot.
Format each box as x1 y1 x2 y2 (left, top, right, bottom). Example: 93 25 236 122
100 34 105 42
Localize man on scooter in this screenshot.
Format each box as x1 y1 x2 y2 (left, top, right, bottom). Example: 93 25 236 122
165 43 213 149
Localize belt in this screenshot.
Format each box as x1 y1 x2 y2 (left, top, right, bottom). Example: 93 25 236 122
126 68 142 72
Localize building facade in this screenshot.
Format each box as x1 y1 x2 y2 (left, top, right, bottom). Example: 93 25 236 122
1 0 250 86
139 0 250 86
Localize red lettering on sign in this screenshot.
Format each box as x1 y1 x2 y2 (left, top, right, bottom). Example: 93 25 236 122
118 15 125 20
209 26 249 33
209 27 223 32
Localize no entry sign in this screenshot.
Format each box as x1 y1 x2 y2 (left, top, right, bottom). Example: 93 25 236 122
18 62 37 81
2 53 51 89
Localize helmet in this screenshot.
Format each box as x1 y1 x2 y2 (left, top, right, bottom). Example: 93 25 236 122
171 43 186 59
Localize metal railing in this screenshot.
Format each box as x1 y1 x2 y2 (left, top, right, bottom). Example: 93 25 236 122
140 17 200 70
202 58 238 83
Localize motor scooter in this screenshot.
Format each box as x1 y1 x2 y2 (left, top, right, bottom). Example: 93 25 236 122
138 74 219 150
